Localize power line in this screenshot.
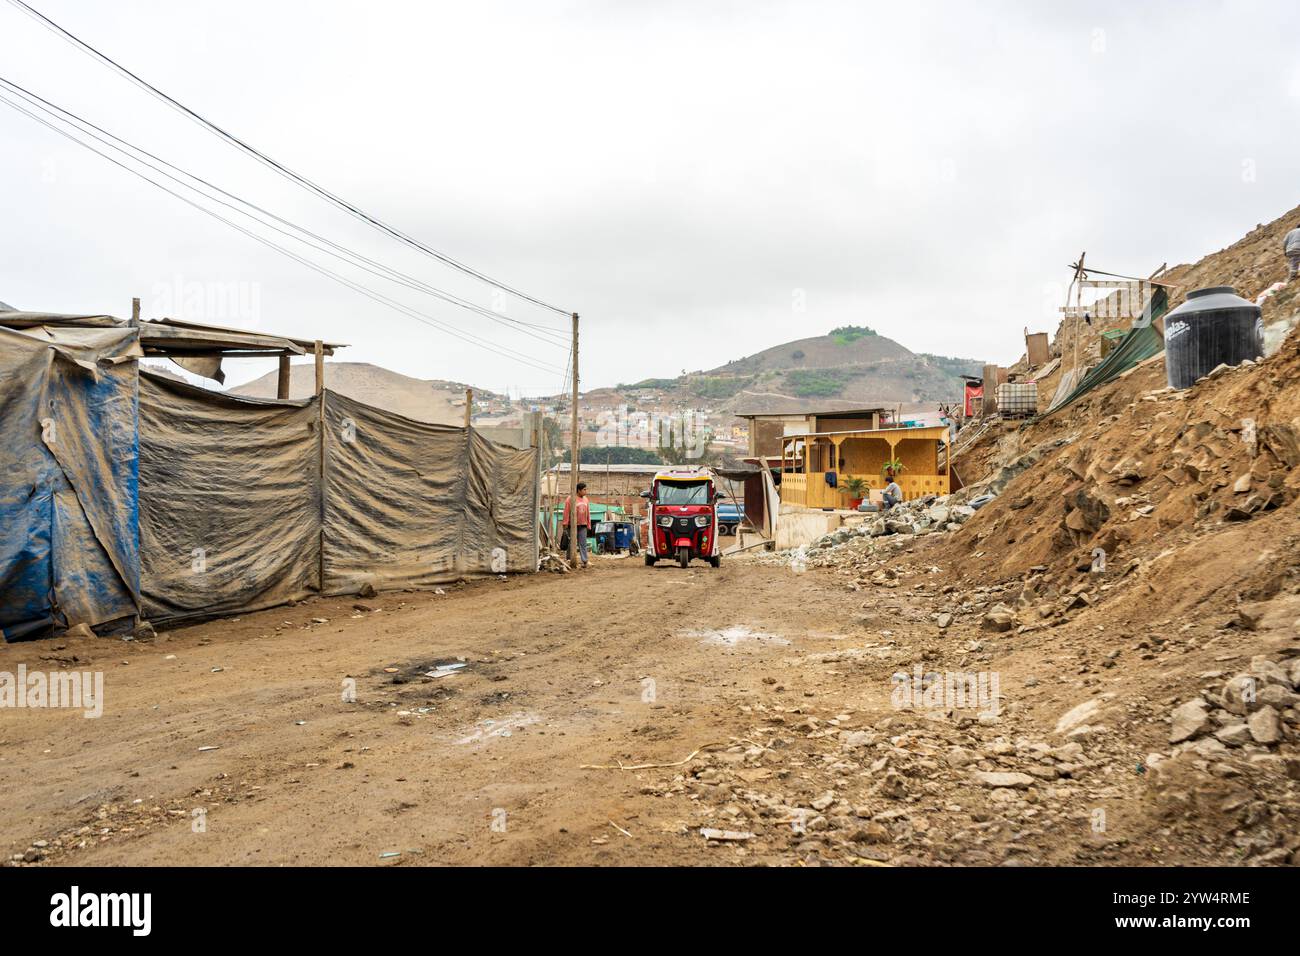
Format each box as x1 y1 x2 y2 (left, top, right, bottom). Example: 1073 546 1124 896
4 0 573 318
0 75 569 349
0 89 566 376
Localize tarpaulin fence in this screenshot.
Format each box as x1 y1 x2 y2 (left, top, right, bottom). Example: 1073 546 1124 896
138 374 539 627
0 335 538 640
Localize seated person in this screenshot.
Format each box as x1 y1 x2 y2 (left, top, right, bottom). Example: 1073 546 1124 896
882 478 902 510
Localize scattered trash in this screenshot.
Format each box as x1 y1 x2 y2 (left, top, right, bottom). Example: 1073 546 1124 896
700 828 755 842
424 663 467 678
198 746 220 752
580 742 728 771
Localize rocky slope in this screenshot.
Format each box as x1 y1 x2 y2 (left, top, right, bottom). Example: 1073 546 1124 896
732 205 1300 865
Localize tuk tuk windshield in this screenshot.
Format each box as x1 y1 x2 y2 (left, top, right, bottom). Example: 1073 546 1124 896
656 480 710 505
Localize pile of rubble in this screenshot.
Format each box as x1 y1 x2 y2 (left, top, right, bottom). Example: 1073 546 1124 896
1166 653 1300 750
759 495 982 571
638 676 1300 865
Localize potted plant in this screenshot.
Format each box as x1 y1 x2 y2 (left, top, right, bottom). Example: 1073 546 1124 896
881 458 906 481
842 476 869 509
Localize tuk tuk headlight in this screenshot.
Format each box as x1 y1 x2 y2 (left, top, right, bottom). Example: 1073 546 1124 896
658 516 673 527
694 515 711 527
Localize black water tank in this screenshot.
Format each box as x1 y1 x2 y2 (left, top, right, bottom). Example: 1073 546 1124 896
1164 286 1262 389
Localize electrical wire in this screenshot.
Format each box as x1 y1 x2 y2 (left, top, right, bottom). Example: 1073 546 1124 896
0 75 568 349
4 0 573 318
0 89 566 376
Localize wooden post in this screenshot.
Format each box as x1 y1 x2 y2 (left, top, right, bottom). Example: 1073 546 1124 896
131 297 141 324
315 340 325 592
464 387 473 430
568 313 580 566
532 413 542 569
277 352 291 399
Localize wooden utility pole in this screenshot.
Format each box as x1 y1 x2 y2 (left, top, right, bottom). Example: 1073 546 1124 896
131 297 141 324
464 387 473 430
314 338 325 592
530 413 541 567
568 312 580 565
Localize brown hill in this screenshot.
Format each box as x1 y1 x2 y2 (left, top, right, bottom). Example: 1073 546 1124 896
709 326 914 374
625 326 982 415
231 362 483 425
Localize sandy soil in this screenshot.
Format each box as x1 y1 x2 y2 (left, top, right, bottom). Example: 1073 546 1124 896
1 557 881 866
6 536 1296 868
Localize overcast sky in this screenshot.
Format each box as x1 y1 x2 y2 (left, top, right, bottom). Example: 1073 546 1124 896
2 0 1299 394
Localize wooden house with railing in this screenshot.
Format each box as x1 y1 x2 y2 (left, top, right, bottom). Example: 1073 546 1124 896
778 423 953 509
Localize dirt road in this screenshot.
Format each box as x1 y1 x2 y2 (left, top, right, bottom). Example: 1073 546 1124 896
3 549 1296 867
2 557 856 865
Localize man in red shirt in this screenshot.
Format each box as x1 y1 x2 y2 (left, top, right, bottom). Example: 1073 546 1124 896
562 482 594 568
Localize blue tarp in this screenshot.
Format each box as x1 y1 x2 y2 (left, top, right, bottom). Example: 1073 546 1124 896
0 324 141 640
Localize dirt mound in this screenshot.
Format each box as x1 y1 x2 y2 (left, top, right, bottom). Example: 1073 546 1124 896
941 329 1300 615
1162 204 1300 325
760 208 1300 865
944 204 1300 600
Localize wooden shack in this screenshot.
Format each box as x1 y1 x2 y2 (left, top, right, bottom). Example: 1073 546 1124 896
778 424 952 508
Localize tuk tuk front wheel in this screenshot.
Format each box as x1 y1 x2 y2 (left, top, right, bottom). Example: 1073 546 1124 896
677 545 691 569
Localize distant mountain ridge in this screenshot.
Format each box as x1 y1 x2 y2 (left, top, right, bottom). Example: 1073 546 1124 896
624 325 981 414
